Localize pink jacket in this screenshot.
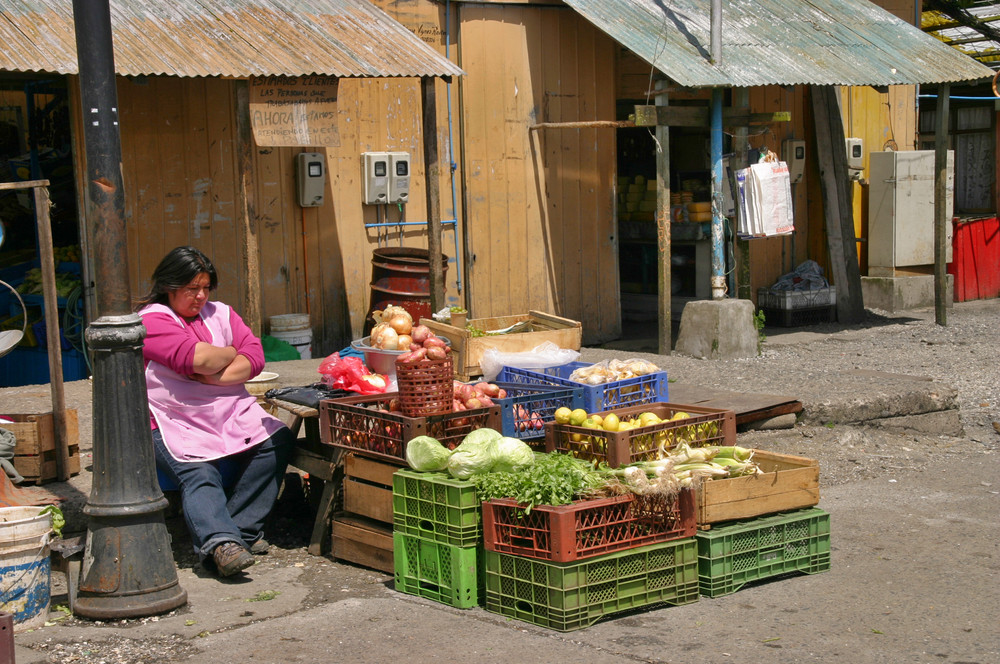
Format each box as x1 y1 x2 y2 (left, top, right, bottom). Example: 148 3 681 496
139 301 284 462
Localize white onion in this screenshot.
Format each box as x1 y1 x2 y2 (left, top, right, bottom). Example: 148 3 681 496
370 322 399 350
387 313 413 336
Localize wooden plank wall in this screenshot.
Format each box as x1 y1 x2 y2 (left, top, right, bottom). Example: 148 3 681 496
741 87 814 298
117 76 243 309
457 4 619 344
841 85 917 274
115 73 460 354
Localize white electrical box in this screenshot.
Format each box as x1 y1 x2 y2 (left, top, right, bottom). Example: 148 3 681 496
296 152 325 207
362 152 389 205
868 150 953 275
782 139 806 184
387 151 411 204
845 137 864 172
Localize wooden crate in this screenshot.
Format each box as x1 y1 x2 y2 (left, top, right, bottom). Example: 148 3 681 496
341 454 400 525
331 513 394 574
697 450 819 526
2 410 81 483
420 310 582 381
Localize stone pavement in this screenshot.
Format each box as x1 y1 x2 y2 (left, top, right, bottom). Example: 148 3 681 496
4 302 996 663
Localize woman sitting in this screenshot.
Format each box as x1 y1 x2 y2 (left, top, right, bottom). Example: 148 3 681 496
135 246 294 577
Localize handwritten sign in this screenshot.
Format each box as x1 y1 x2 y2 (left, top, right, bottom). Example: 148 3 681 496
249 76 340 147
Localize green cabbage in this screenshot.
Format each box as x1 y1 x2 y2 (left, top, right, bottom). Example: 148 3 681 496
405 435 452 472
492 436 535 473
447 428 503 479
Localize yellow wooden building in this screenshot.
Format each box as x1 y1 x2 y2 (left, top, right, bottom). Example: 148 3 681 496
0 0 992 379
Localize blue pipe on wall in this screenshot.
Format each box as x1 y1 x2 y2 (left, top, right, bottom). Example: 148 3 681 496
710 88 725 299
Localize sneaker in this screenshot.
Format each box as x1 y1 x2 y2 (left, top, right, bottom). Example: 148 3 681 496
213 542 255 577
250 538 270 555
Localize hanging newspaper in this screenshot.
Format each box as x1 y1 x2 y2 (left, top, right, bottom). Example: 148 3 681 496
735 160 795 238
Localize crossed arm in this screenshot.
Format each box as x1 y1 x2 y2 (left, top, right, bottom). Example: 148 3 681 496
191 343 253 385
142 305 265 386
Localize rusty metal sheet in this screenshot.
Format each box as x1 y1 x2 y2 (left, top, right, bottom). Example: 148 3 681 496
561 0 994 88
923 2 1000 70
0 0 463 78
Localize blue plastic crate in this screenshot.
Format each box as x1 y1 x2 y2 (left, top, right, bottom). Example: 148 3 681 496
490 381 584 441
0 346 89 387
497 362 668 413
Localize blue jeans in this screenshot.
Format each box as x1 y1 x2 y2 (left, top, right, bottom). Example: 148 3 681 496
152 426 295 559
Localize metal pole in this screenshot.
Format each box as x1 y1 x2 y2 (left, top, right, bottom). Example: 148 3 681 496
711 88 726 299
934 83 950 326
71 0 187 619
711 0 722 64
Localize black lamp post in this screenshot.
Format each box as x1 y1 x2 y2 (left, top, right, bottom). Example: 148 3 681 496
71 0 187 618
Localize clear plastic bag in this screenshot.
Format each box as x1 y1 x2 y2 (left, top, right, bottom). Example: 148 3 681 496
567 358 661 385
479 341 580 381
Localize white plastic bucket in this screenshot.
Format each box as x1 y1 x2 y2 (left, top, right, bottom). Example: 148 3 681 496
269 313 310 333
269 314 312 360
0 506 52 632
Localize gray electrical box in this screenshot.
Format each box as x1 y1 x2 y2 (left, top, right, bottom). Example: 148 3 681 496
782 139 806 184
296 152 325 207
362 152 389 204
387 151 411 204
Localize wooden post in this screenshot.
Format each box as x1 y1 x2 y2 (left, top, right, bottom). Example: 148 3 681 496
734 88 752 300
235 80 262 336
422 77 445 312
34 185 70 481
934 83 950 326
810 86 864 324
655 81 672 354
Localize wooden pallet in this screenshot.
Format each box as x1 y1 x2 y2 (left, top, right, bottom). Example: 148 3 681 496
342 454 400 525
331 455 404 573
331 513 393 574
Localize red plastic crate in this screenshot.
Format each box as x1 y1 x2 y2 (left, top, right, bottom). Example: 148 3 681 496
319 392 501 464
544 402 736 467
481 487 695 562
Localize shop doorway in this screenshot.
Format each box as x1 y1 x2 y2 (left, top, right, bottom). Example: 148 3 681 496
614 99 717 350
0 74 88 386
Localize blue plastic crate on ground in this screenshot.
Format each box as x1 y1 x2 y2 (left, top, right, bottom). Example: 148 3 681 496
392 532 483 609
696 508 831 598
0 346 89 387
484 538 698 632
497 362 668 413
491 381 584 441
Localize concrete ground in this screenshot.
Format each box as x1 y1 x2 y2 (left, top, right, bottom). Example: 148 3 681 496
4 301 999 663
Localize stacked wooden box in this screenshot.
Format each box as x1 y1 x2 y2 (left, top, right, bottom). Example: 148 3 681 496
1 410 81 484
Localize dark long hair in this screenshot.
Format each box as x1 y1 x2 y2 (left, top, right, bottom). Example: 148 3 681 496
134 246 218 310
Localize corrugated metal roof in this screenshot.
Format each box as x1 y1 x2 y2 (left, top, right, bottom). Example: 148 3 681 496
0 0 464 78
562 0 994 88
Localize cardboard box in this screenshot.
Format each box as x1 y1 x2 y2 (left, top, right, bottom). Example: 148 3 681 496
1 410 81 483
420 310 582 381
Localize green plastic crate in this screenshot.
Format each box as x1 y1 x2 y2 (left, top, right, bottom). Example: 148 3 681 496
484 538 699 632
393 532 484 609
392 469 481 547
696 507 831 598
